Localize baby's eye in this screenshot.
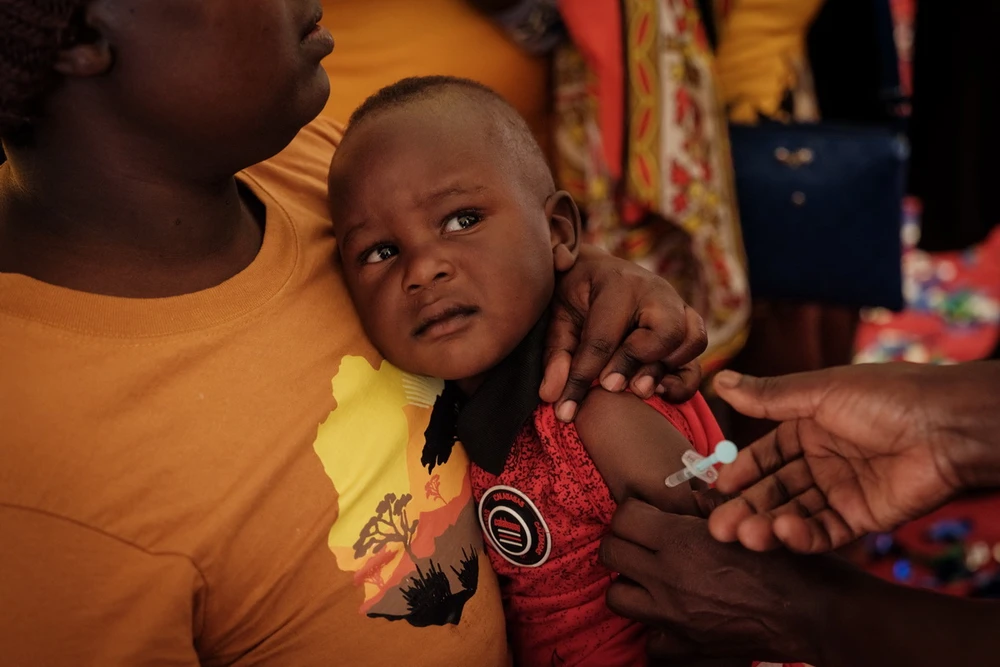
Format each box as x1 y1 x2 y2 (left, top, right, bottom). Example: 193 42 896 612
442 211 483 233
363 244 399 264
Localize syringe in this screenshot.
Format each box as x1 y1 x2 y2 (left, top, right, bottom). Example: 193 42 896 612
665 440 739 488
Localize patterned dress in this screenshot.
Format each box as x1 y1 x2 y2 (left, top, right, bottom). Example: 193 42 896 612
553 0 751 373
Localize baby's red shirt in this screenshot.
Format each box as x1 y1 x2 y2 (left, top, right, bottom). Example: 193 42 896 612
445 319 803 666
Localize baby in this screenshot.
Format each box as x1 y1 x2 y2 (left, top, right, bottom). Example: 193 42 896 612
329 76 782 667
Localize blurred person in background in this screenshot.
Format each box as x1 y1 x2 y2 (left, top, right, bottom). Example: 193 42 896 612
318 0 555 152
710 0 862 444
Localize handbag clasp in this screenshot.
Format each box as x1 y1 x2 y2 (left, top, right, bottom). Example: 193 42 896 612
774 147 814 169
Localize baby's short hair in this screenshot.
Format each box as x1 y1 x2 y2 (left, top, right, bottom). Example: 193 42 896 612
341 75 554 196
0 0 90 140
348 75 503 130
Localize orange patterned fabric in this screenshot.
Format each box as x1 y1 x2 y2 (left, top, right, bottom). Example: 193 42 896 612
625 5 661 207
555 0 750 372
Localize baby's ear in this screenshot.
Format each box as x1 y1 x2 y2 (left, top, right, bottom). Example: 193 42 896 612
545 191 582 272
53 4 114 77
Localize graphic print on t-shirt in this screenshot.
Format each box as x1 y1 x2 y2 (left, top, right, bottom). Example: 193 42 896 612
478 485 552 568
312 356 483 627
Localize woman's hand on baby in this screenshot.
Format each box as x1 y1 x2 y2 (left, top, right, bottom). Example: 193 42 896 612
708 363 1000 553
543 245 707 421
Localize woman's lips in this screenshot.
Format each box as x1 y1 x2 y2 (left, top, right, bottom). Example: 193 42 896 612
302 23 335 55
301 7 334 55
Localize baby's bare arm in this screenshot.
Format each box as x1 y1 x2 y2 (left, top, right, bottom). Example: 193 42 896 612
577 392 746 667
575 388 703 512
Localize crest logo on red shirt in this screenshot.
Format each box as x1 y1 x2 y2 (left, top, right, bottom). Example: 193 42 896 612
478 485 552 568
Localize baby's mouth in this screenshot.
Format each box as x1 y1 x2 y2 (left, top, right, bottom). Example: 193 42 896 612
412 305 480 338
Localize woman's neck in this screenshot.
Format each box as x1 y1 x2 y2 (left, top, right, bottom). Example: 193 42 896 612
0 141 264 298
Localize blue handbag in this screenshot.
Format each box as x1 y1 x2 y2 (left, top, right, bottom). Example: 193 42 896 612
727 0 908 310
729 122 908 310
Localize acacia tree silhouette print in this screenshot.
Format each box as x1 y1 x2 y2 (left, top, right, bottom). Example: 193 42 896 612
357 492 480 627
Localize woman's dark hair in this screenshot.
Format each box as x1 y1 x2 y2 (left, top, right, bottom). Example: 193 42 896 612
0 1 90 139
